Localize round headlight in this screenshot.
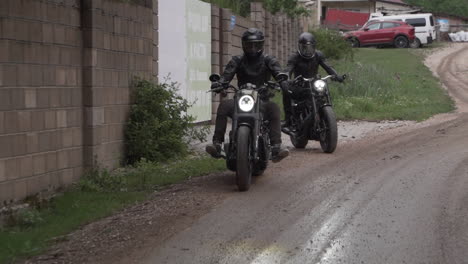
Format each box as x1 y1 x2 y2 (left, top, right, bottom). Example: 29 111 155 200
314 80 327 93
238 95 255 112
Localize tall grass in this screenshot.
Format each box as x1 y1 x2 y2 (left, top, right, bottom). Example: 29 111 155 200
274 47 454 121
328 48 454 121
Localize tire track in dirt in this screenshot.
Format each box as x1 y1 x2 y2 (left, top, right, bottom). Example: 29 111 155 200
434 44 468 112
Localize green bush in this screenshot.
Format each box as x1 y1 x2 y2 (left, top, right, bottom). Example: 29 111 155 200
79 166 126 192
125 79 205 164
310 29 354 61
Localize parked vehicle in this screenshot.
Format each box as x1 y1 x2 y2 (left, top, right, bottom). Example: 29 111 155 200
365 13 436 48
344 20 415 48
208 73 288 192
282 74 346 153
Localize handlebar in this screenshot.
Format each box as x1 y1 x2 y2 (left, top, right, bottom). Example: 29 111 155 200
207 81 280 93
293 74 347 85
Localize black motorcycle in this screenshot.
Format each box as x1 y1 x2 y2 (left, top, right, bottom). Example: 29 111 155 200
209 73 287 191
282 74 346 153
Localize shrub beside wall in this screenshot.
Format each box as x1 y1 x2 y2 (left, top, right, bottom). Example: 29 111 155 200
310 29 354 60
125 79 196 164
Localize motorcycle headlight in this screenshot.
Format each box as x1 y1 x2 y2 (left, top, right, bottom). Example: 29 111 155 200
314 80 327 93
238 95 255 112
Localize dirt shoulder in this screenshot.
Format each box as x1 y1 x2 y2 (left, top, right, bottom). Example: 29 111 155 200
27 43 468 264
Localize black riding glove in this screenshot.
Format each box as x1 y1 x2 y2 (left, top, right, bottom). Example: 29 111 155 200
280 81 289 93
332 75 345 83
211 82 222 89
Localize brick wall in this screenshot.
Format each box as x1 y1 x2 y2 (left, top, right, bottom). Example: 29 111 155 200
0 0 155 204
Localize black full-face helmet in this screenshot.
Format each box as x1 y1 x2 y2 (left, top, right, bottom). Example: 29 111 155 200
298 32 316 59
242 28 265 58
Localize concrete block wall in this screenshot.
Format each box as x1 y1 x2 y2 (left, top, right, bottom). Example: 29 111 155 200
0 0 83 204
0 0 299 203
211 6 221 122
0 0 155 204
210 3 302 121
81 0 154 170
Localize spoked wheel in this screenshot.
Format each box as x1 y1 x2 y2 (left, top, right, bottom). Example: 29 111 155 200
319 106 338 153
236 126 252 191
394 36 409 48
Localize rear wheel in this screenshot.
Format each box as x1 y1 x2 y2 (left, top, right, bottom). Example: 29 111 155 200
319 106 338 153
394 36 409 48
410 38 421 48
236 126 252 191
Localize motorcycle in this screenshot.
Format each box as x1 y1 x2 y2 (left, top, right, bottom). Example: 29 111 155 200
282 74 346 153
208 73 288 191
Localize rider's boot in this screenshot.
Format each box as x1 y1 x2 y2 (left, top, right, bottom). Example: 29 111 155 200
206 141 223 158
271 144 289 163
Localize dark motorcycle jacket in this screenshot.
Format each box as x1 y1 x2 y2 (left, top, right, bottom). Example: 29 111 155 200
220 54 285 93
285 50 338 79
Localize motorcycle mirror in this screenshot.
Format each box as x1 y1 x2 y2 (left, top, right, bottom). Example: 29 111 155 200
276 73 288 83
209 74 221 82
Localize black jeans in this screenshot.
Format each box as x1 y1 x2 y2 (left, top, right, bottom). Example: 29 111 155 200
282 92 292 121
213 99 282 145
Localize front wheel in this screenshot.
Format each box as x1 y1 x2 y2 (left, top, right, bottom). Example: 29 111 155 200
236 126 252 191
290 134 308 149
347 37 360 48
319 106 338 153
394 36 409 48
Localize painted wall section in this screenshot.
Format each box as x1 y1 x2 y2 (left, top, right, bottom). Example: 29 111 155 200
159 0 212 122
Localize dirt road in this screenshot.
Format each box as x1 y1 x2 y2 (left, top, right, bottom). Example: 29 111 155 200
31 44 468 264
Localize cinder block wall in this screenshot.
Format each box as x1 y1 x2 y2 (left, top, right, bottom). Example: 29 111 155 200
0 0 299 203
81 0 154 170
0 0 84 204
0 0 155 205
210 3 303 122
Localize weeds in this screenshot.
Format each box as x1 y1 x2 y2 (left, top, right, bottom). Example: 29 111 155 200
0 156 225 263
7 208 44 229
78 166 126 192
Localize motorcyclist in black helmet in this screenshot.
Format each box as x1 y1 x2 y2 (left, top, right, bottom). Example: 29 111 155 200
206 28 290 162
282 32 344 128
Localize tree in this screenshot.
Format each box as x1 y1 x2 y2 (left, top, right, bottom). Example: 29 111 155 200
263 0 309 17
405 0 468 18
203 0 308 17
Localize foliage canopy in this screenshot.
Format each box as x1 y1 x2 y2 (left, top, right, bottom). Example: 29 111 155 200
203 0 308 17
405 0 468 18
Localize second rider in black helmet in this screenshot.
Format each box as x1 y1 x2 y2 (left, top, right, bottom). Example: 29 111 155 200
206 28 290 162
282 32 344 128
